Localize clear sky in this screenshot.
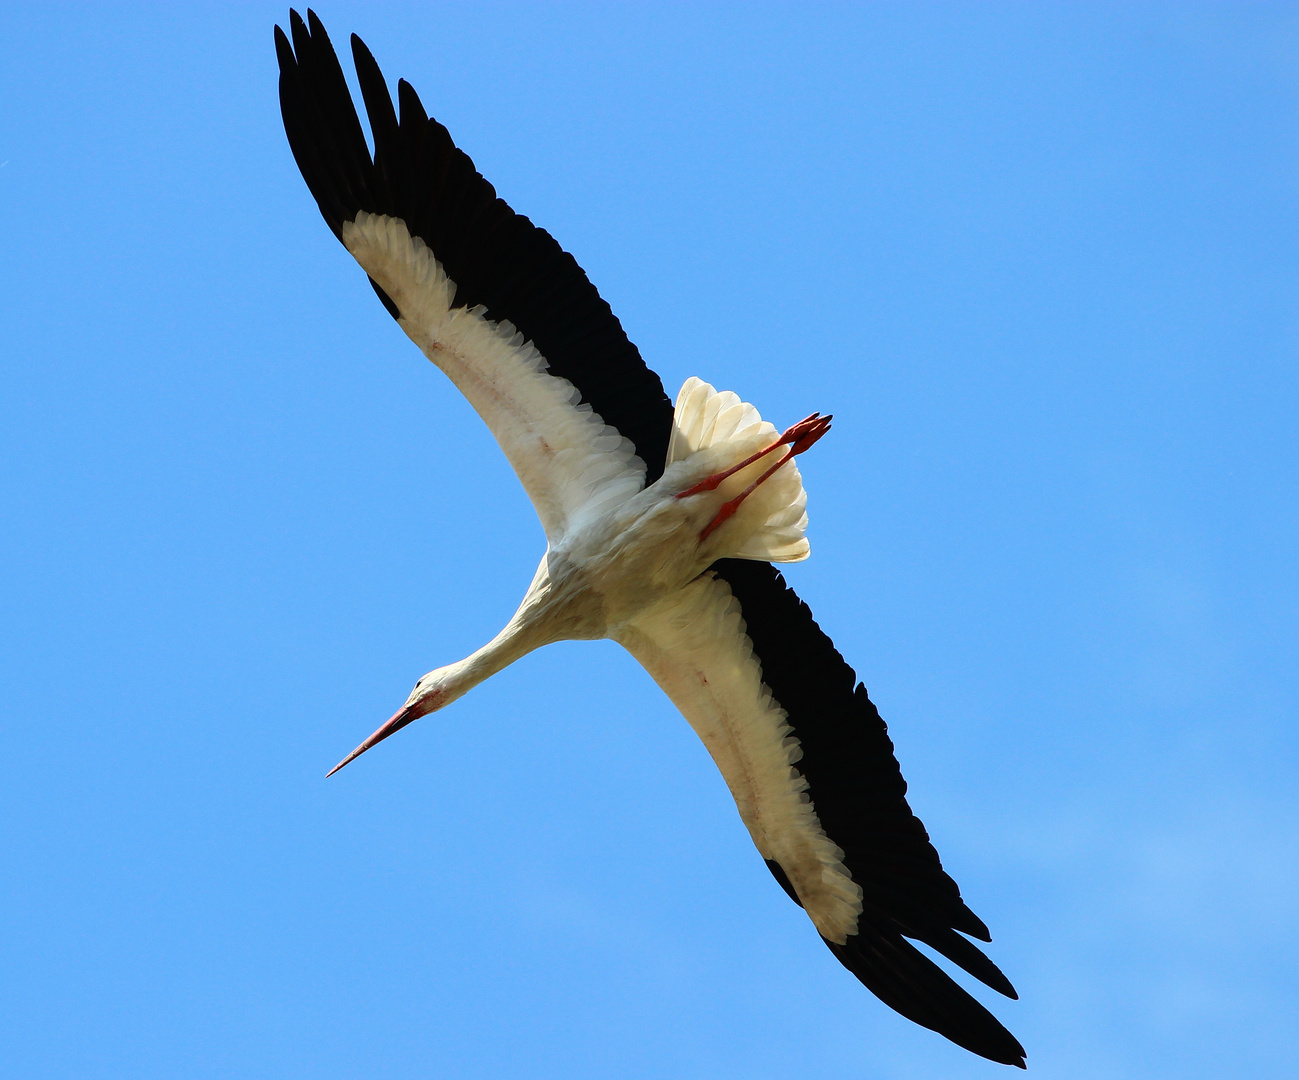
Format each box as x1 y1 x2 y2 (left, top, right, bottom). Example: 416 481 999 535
2 3 1296 1078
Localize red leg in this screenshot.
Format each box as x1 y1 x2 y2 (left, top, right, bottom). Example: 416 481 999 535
695 414 832 542
675 413 831 500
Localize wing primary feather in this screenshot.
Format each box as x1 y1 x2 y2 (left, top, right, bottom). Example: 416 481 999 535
396 80 433 244
350 34 407 217
301 12 375 213
278 15 367 236
826 932 1026 1067
288 15 359 218
875 905 1017 997
276 28 348 232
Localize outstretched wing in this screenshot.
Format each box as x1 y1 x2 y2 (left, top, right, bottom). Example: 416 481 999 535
275 10 673 541
616 560 1026 1068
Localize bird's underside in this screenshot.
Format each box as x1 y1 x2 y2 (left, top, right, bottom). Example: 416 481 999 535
276 9 1025 1068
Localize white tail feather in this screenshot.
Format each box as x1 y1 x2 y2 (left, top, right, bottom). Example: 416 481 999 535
670 377 812 563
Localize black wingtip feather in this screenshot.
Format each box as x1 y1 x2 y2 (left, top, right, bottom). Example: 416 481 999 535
275 10 673 479
911 923 1018 998
826 933 1027 1067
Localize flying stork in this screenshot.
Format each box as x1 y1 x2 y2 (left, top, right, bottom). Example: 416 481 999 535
275 11 1025 1068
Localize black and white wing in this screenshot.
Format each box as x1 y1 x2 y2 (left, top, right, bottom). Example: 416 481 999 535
275 11 673 541
616 560 1026 1068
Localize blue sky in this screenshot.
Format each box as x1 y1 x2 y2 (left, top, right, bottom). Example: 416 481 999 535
2 3 1296 1078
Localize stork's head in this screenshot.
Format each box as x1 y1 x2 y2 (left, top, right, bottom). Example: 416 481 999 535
325 666 455 777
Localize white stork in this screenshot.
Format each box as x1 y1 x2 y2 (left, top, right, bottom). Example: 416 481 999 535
275 11 1025 1068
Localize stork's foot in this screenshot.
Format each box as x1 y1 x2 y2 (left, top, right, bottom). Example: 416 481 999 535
683 413 831 542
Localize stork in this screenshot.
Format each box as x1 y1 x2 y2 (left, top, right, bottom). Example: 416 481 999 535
275 11 1025 1067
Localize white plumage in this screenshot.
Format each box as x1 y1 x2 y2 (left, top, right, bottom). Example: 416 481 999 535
344 211 648 541
619 572 863 943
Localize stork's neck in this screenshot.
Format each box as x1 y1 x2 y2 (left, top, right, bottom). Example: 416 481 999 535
426 554 569 710
436 617 542 707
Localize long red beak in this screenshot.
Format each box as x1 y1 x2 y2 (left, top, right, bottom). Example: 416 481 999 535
326 702 421 777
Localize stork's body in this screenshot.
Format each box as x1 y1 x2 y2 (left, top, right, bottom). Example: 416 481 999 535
276 11 1025 1068
336 396 816 733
